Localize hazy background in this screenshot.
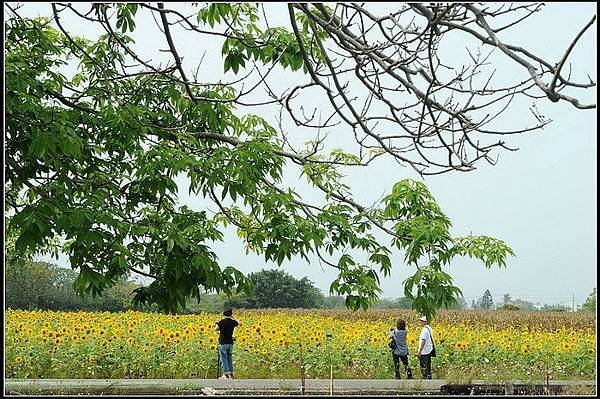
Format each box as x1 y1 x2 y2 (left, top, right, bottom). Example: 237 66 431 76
15 2 597 308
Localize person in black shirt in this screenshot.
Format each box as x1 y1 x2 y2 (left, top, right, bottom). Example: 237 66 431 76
214 308 239 379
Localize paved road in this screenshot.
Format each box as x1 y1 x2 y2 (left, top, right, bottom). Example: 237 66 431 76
5 378 596 396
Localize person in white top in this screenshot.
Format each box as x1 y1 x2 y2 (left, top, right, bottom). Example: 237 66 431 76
416 316 434 379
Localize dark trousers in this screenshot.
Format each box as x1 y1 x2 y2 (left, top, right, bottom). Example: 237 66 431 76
392 353 413 379
419 354 432 379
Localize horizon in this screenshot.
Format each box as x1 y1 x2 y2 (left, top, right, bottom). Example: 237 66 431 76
24 258 595 309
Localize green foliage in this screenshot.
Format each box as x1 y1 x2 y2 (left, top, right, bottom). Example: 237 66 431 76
195 2 325 75
5 260 54 310
478 289 494 309
381 179 513 321
497 304 520 311
451 236 515 268
222 269 324 309
115 3 138 33
443 296 468 310
6 16 255 314
210 3 326 75
5 9 514 319
580 288 596 312
507 298 537 311
320 295 348 309
372 296 414 309
5 260 140 312
181 292 225 314
540 304 570 312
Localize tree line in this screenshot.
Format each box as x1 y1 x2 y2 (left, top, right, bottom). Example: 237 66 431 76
472 289 596 312
6 261 463 312
5 260 140 312
11 261 593 313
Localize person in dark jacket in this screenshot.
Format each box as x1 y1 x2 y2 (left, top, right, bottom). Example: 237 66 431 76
214 308 239 379
388 319 414 379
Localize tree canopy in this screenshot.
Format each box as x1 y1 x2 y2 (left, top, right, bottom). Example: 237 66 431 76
477 289 494 309
223 268 324 309
5 3 595 318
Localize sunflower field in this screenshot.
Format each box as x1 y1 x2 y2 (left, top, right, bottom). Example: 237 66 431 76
5 308 595 381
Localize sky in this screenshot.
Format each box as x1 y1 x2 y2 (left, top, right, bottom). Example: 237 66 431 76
13 2 597 308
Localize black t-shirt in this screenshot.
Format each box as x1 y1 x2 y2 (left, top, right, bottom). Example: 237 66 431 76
217 317 239 344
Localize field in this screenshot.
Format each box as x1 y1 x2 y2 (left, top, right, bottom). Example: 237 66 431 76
5 308 596 381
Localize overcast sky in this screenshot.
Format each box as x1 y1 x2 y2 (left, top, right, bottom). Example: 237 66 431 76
15 2 597 308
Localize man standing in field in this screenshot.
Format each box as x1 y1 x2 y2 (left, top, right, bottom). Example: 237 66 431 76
416 316 434 379
214 308 239 379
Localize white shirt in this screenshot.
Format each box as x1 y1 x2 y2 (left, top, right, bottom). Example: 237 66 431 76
418 325 434 355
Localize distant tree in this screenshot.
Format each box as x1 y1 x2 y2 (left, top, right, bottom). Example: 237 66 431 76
444 296 467 310
5 260 139 312
184 292 225 313
478 289 494 309
321 295 347 309
509 298 537 311
502 293 512 305
92 276 140 312
224 269 324 309
373 296 413 309
372 298 396 308
581 288 596 312
6 260 54 310
498 304 520 311
46 265 139 311
394 297 414 309
540 304 570 312
220 291 249 309
471 299 477 309
45 265 89 310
